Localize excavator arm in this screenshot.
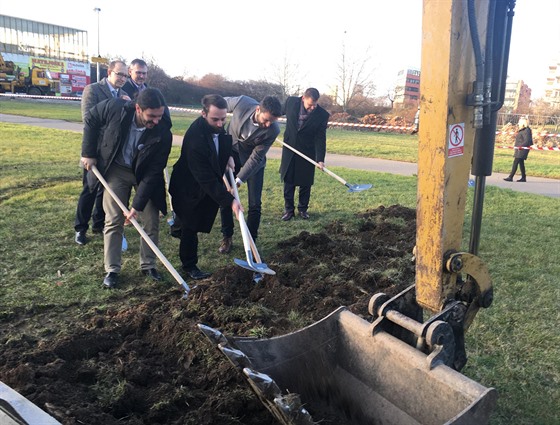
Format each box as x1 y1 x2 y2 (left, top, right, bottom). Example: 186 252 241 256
200 1 516 423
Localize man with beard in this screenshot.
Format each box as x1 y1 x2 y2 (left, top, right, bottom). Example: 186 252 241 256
218 95 282 254
81 88 172 288
169 95 243 280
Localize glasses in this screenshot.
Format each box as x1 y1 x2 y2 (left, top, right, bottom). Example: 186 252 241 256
112 71 128 78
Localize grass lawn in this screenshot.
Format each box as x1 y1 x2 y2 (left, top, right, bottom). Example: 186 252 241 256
1 97 558 178
0 121 558 424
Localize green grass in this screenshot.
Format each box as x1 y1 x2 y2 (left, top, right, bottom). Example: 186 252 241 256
2 97 558 178
0 122 558 424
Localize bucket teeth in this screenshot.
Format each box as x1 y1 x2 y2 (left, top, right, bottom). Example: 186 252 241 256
219 345 252 369
197 324 228 346
243 368 282 398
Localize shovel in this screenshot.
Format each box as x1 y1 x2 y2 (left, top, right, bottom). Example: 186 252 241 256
223 175 268 283
276 138 372 193
225 169 275 278
90 165 191 298
163 167 176 226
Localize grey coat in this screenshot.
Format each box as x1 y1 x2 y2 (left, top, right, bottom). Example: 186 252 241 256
513 127 533 160
225 96 280 182
81 78 126 120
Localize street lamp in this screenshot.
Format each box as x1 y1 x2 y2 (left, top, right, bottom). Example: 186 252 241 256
93 7 101 82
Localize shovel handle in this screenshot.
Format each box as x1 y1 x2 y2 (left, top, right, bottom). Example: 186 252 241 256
276 138 349 186
163 167 174 214
90 165 190 296
223 174 262 263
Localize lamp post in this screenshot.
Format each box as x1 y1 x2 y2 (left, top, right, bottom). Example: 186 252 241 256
93 7 101 82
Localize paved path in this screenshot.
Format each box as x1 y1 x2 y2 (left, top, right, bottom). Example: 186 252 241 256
2 113 559 198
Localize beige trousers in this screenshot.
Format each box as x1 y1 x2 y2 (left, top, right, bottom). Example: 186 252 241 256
102 164 159 273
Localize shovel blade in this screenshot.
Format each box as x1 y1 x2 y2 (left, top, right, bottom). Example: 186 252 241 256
346 183 373 193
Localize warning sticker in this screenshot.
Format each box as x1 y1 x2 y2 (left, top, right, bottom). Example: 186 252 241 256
448 123 465 158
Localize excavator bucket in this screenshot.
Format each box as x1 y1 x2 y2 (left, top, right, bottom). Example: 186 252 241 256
199 306 497 425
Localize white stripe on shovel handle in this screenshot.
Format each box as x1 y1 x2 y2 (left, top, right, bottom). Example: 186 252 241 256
90 165 190 295
276 138 349 186
226 168 258 265
223 173 262 263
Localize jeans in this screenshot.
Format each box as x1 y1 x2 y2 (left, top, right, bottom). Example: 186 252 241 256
221 166 264 240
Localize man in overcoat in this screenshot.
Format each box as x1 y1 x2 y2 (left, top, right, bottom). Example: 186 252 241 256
74 60 130 245
81 88 172 288
280 88 330 220
503 117 533 182
169 95 242 280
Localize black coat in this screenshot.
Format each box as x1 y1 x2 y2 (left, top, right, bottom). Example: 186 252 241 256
82 98 173 214
280 96 330 186
169 116 234 233
514 127 533 160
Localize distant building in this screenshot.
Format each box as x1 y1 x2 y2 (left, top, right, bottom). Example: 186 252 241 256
503 79 531 114
0 14 90 95
544 57 560 108
393 68 420 106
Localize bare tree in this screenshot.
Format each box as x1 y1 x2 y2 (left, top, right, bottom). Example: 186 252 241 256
266 51 303 102
332 36 376 113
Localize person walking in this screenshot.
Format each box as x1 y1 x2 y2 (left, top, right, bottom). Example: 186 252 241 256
74 60 130 245
280 88 330 221
504 117 533 182
80 88 172 288
169 95 242 280
122 58 149 100
218 95 282 254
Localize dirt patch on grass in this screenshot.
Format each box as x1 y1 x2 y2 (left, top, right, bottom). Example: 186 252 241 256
0 205 416 425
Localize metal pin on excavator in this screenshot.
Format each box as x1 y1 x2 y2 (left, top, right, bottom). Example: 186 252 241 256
199 1 516 423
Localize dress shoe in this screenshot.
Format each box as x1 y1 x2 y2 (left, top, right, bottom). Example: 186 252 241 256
517 178 526 182
142 268 162 281
281 211 294 221
503 177 513 182
218 236 233 254
91 227 104 234
298 211 310 219
75 231 87 245
103 272 118 288
184 266 211 280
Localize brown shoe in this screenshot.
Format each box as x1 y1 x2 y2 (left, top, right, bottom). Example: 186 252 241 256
218 236 233 254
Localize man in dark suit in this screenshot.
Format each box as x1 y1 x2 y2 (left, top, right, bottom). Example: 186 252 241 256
280 88 330 220
218 95 282 254
74 60 130 245
169 95 242 280
81 88 172 288
122 58 148 100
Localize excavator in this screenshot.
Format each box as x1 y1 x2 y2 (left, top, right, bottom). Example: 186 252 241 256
199 1 516 424
0 0 514 423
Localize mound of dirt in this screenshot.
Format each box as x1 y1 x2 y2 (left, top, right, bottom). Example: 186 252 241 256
0 205 416 425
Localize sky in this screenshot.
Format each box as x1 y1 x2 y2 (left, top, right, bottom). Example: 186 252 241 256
2 0 559 99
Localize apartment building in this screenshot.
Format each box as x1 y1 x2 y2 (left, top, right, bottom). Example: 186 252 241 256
503 79 531 114
544 57 560 108
393 68 420 106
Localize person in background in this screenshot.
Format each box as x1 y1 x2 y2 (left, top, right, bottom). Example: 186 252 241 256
74 60 130 245
503 117 533 182
279 88 330 221
80 88 172 288
218 95 282 254
122 58 149 100
169 95 242 280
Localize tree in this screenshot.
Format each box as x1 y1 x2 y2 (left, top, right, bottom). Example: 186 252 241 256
332 36 376 114
265 51 303 102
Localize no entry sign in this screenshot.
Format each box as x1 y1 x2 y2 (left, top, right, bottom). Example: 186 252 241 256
448 123 465 158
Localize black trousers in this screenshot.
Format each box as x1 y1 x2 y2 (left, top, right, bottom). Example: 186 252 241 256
508 158 526 179
178 220 198 270
74 169 105 232
283 182 311 213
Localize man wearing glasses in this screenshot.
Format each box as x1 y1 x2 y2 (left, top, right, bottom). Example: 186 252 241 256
74 60 130 245
123 58 149 100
